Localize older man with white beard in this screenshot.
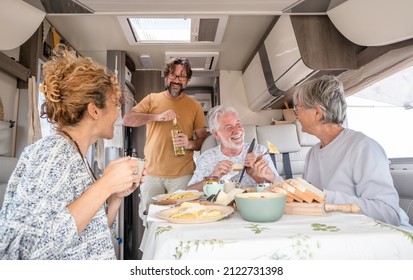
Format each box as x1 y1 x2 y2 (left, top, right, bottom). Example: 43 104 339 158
187 104 280 191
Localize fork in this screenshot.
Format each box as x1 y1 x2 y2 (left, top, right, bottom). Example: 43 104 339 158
257 149 270 159
206 190 221 202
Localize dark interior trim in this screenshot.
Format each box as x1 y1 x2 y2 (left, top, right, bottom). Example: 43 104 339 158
291 15 363 70
357 38 413 68
242 16 280 74
0 52 31 82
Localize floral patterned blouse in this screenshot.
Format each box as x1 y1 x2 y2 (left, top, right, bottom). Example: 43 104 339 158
188 143 280 187
0 135 116 259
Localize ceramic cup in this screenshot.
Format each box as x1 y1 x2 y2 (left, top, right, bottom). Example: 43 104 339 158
203 182 224 197
131 157 145 183
256 182 271 192
224 181 237 193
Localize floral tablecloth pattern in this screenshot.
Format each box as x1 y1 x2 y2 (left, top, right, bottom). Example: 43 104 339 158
141 205 413 260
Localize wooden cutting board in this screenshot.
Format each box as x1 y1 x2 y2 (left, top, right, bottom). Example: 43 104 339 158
284 202 361 216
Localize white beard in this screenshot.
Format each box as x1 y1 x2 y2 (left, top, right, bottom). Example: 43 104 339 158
218 132 244 150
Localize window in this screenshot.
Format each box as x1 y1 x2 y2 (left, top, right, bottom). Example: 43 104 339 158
129 18 191 43
36 59 54 138
346 65 413 158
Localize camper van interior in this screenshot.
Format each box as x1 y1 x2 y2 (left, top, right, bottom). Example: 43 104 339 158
1 0 413 261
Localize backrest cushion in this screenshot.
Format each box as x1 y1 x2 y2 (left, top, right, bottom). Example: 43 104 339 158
256 124 300 153
242 124 257 144
200 124 257 154
295 121 319 147
256 124 301 179
200 134 218 154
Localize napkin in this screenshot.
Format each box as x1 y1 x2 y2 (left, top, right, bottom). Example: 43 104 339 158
147 204 172 222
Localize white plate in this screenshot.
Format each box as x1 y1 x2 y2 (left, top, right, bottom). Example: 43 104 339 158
156 205 234 224
153 192 203 204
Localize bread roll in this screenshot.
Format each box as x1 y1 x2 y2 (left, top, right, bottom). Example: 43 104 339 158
232 163 243 171
287 178 326 203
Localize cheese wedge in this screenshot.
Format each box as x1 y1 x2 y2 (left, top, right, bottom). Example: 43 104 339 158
215 188 246 205
267 140 280 154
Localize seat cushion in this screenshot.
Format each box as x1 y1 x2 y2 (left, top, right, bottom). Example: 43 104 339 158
391 169 413 226
399 199 413 226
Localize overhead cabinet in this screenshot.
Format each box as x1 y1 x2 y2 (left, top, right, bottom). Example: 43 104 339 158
242 15 361 111
242 15 313 111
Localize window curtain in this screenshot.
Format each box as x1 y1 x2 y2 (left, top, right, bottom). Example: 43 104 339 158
27 76 42 144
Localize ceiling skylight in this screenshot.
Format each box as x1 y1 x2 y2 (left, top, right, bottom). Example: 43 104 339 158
118 15 228 45
128 18 191 43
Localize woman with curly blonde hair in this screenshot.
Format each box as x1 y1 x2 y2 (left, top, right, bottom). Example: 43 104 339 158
0 44 145 259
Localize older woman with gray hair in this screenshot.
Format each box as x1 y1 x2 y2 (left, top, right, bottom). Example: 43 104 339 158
294 75 412 230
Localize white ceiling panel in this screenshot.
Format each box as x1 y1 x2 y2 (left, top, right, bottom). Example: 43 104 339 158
78 0 298 15
22 0 327 72
327 0 413 46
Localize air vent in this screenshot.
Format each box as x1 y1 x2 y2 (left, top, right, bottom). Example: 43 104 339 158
165 52 219 71
191 16 228 44
39 0 94 13
197 18 219 42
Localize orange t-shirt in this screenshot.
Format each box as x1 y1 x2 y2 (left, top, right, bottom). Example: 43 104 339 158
133 92 206 178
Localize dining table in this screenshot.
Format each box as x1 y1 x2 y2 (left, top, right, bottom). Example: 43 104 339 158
140 203 413 260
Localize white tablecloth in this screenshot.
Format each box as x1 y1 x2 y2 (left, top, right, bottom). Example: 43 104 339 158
141 204 413 260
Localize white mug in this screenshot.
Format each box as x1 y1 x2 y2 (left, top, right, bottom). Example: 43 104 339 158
203 182 224 197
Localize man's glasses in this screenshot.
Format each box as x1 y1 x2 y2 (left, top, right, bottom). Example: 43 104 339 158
169 73 188 82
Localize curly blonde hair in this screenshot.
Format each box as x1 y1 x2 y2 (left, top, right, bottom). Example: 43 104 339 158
39 44 121 130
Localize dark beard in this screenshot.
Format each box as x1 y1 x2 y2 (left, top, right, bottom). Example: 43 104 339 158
167 83 184 97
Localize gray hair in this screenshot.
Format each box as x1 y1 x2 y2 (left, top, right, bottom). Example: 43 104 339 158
293 75 347 125
207 104 239 132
